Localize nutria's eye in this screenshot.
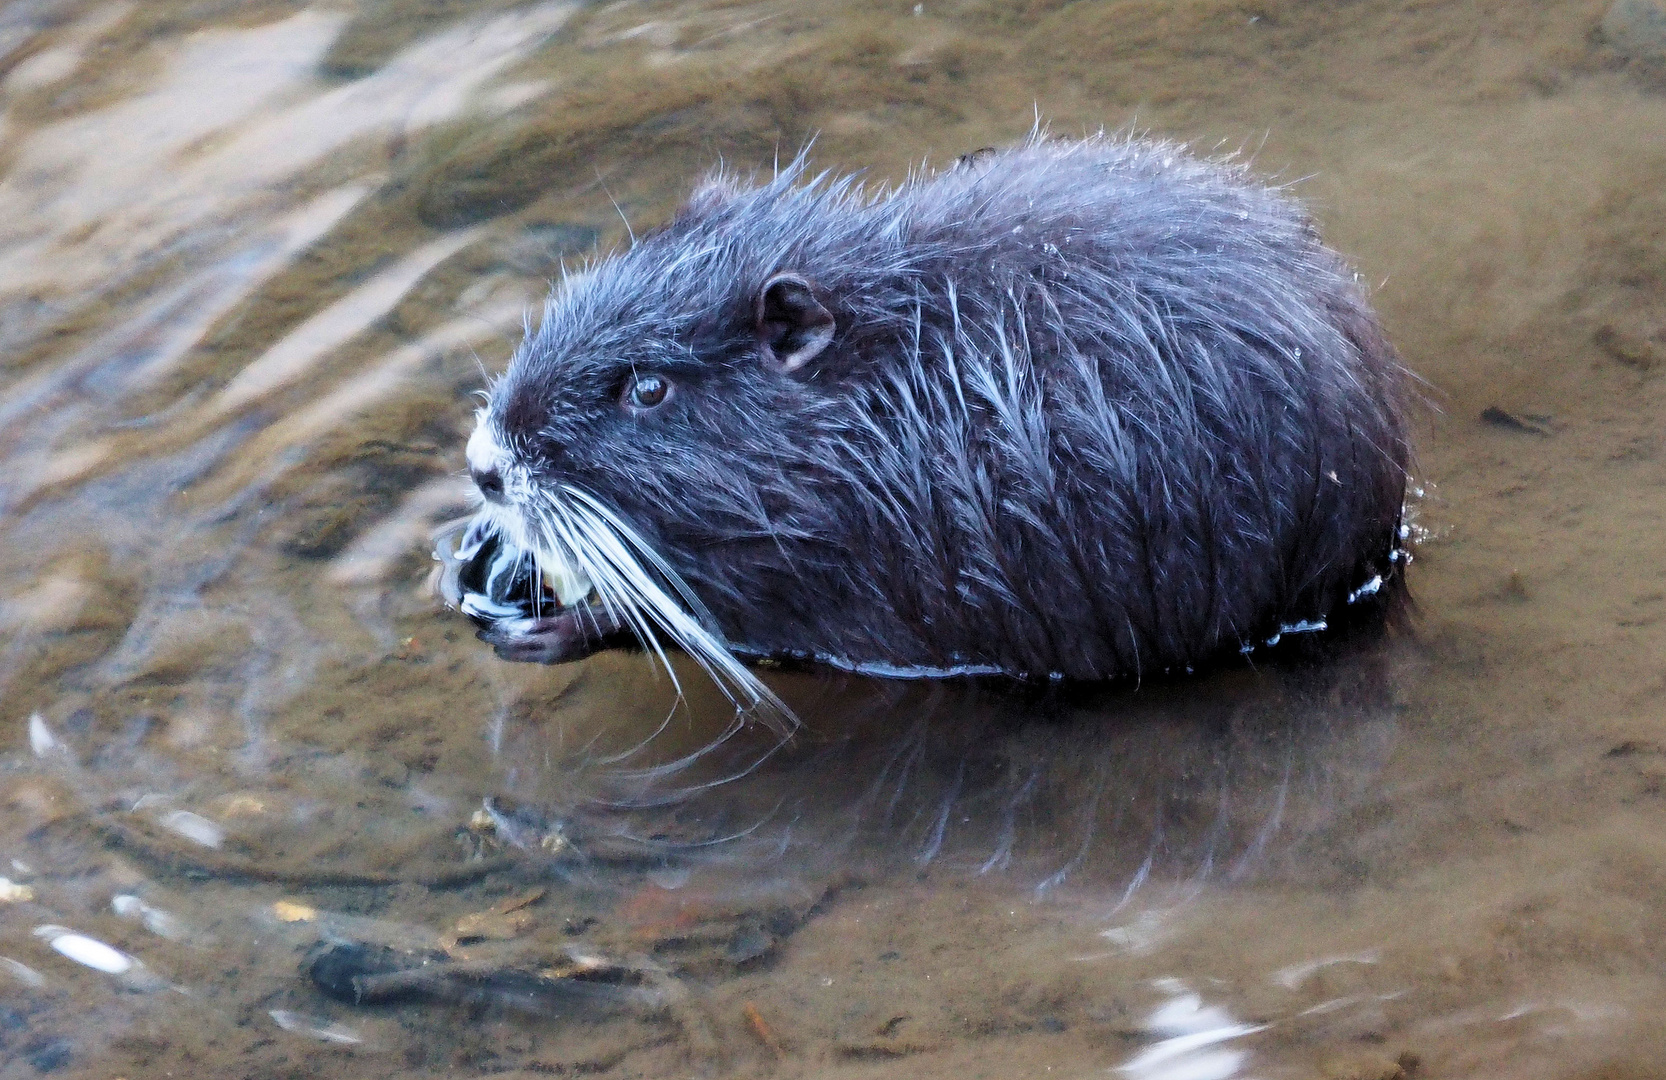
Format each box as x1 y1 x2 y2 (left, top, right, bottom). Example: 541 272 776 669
625 373 671 411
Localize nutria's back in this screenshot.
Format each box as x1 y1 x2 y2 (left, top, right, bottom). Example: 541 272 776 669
453 133 1411 695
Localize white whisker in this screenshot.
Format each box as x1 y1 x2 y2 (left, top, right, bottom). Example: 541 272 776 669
584 696 686 768
520 485 795 733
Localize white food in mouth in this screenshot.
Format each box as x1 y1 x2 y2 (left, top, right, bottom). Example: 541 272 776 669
541 560 594 609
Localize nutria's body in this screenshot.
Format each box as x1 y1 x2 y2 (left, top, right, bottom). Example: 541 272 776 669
456 134 1411 697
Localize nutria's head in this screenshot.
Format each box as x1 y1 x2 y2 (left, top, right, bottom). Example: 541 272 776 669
462 170 871 716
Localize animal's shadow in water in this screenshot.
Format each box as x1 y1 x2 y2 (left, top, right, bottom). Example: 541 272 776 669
481 648 1403 900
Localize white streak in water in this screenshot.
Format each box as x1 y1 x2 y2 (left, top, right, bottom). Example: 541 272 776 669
329 476 474 586
112 895 190 940
33 926 134 974
1 956 46 987
1271 949 1379 991
1115 985 1264 1080
210 227 483 416
256 297 527 470
158 810 225 849
269 1009 364 1045
27 712 61 757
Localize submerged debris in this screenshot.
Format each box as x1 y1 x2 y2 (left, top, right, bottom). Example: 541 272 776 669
439 887 546 956
268 1009 364 1045
1479 405 1555 436
307 937 668 1016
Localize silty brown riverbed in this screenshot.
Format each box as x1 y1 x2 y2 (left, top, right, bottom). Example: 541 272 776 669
1 1 1665 1077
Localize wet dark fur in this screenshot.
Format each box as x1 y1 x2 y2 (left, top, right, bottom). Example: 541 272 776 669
475 134 1412 681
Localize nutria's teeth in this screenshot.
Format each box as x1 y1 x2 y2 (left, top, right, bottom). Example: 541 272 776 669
540 563 594 609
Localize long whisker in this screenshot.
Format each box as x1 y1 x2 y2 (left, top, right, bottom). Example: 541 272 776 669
584 697 685 768
521 485 796 734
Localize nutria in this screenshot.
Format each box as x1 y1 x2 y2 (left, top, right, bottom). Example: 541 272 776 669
440 133 1412 712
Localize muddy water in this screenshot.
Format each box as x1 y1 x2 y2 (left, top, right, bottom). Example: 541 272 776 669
1 0 1664 1076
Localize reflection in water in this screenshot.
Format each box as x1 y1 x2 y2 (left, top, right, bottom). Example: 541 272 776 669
1117 982 1265 1080
10 651 1400 888
4 651 1400 1071
2 0 1665 1076
471 660 1399 898
0 183 370 434
0 4 573 307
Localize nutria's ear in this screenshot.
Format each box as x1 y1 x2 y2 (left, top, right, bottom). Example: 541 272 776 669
757 273 834 372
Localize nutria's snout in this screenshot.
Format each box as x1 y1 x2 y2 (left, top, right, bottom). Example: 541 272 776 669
464 421 510 506
471 465 506 504
437 131 1414 710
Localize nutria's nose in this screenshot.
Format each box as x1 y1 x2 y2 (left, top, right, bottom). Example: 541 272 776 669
472 465 506 504
466 420 512 504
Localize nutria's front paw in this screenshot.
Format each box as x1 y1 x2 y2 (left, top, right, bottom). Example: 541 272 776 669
476 610 621 664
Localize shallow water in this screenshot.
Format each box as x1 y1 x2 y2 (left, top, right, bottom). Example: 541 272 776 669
1 1 1665 1076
